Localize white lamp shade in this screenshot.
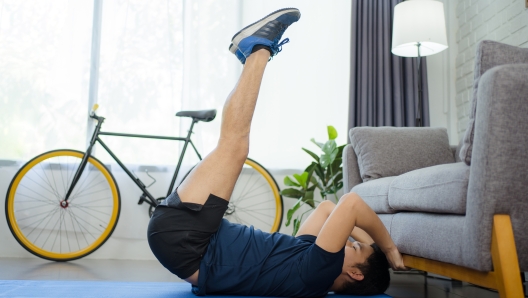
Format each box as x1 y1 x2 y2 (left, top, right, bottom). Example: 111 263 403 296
392 0 448 57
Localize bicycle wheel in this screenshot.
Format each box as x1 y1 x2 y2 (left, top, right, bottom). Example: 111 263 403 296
5 149 120 261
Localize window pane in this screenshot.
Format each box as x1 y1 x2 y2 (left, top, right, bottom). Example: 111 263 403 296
0 0 94 160
96 0 184 165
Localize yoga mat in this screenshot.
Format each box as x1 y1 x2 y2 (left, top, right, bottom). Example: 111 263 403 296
0 280 391 298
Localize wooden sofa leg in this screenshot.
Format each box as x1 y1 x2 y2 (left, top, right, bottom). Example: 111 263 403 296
492 215 523 298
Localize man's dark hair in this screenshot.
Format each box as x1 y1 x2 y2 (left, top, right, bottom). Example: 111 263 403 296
335 243 390 295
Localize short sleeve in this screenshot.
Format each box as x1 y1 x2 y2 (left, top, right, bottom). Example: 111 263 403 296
299 244 344 287
296 234 316 243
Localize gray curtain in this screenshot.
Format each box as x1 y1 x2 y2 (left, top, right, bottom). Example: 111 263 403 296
348 0 430 130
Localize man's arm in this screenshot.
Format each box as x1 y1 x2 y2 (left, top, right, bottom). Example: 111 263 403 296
295 200 335 237
315 193 405 270
296 200 375 245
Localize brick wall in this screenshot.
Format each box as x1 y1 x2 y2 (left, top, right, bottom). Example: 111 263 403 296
455 0 528 138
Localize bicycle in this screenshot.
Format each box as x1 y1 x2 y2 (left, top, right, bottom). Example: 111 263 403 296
5 105 283 261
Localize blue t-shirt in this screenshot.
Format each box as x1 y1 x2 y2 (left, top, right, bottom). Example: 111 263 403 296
193 219 344 297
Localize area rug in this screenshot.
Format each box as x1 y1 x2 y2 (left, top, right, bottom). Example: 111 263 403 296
0 280 391 297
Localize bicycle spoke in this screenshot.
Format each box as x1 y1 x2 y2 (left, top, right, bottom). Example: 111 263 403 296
47 159 62 202
72 205 111 216
74 197 112 206
15 192 57 206
40 209 62 250
23 175 60 200
71 179 107 198
69 207 107 232
66 209 81 251
68 208 95 246
235 170 255 201
15 202 57 212
234 206 275 218
237 181 269 201
233 189 273 203
37 163 61 201
18 184 58 205
70 187 109 202
58 157 67 196
18 208 57 232
232 199 273 209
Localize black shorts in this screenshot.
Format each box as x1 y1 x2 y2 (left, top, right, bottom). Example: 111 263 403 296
147 191 228 279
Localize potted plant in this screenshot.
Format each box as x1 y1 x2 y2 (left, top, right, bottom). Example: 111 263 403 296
281 126 345 235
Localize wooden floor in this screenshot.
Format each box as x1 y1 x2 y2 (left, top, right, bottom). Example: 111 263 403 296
0 257 523 297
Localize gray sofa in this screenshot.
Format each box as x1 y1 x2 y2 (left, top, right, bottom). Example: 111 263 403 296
343 40 528 297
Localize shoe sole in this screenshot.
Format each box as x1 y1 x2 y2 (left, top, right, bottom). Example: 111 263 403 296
230 8 300 54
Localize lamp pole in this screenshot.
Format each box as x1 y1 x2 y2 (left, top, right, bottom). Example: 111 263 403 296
416 42 423 127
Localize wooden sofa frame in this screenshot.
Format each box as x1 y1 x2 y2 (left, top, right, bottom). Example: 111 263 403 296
402 215 524 298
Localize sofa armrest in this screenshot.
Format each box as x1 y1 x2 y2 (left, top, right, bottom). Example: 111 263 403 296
342 144 363 192
464 64 528 271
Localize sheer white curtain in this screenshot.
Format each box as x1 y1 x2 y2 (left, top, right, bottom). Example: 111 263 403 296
0 0 93 160
0 0 242 169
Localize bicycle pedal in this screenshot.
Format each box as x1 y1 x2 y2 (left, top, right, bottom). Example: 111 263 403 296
138 194 147 205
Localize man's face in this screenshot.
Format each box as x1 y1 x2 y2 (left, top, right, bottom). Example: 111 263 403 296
343 241 374 270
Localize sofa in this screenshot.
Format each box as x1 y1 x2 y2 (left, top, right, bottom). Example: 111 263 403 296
343 40 528 297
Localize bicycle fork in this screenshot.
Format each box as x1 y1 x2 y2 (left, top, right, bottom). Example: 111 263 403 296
62 116 105 206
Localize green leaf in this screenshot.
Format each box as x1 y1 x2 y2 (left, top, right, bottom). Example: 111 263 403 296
293 218 301 236
302 190 315 208
293 172 309 189
281 188 303 198
321 140 337 156
302 148 320 162
310 138 324 149
284 176 300 187
327 125 338 140
320 148 338 168
286 198 303 226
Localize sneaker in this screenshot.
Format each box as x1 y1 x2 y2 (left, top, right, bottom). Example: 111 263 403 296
230 8 301 64
229 43 247 64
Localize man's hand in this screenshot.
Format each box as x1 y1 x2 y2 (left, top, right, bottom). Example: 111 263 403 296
384 246 407 271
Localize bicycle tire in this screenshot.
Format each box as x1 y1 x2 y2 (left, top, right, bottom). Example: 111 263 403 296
5 149 121 261
181 158 283 233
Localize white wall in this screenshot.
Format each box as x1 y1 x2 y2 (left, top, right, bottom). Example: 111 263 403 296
426 0 459 145
453 0 528 139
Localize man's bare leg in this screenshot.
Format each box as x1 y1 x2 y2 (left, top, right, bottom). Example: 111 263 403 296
177 49 270 205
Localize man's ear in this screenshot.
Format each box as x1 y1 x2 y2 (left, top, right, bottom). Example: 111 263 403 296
346 268 364 281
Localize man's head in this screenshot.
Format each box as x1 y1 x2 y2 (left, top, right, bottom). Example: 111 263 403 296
331 242 390 295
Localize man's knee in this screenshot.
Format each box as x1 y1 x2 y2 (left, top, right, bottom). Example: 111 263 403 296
338 192 364 209
217 137 249 161
317 200 336 215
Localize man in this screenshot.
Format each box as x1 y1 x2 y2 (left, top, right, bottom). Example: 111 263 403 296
148 8 405 297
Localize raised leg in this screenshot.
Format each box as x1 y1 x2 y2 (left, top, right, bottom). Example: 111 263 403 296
177 50 270 204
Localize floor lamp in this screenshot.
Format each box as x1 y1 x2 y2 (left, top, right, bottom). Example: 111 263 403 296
391 0 448 127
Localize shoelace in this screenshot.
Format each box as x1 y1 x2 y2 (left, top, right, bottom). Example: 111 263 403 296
269 38 290 60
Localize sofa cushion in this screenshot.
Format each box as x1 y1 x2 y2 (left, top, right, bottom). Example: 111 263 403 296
349 127 455 182
459 40 528 165
351 176 396 214
388 162 470 214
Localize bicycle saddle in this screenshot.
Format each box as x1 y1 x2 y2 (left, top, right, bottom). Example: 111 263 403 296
175 109 217 122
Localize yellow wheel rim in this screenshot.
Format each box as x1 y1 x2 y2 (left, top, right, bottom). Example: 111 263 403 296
6 150 120 260
242 159 283 233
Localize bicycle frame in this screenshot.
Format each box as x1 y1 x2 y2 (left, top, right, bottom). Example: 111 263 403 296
63 113 203 208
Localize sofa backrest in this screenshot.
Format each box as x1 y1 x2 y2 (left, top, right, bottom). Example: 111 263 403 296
459 40 528 165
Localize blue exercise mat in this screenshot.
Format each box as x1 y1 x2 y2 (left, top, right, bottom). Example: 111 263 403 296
0 280 391 298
